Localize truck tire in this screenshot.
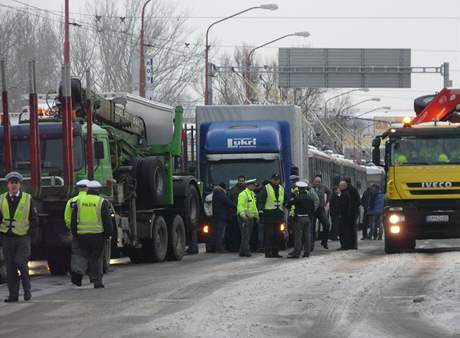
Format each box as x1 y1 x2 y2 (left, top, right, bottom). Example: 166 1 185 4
179 184 201 231
103 239 111 273
136 156 167 208
166 215 186 261
47 247 71 275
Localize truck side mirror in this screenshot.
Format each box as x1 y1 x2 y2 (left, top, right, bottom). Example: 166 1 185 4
94 141 104 159
372 147 381 166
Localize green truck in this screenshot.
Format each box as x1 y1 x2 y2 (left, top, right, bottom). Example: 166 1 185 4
0 78 202 275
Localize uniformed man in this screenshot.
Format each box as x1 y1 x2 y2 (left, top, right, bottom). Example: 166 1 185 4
258 174 285 258
64 179 89 286
287 181 316 258
236 178 259 257
70 180 112 288
0 172 38 302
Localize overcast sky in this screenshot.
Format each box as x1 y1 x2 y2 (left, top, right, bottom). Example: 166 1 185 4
5 0 460 116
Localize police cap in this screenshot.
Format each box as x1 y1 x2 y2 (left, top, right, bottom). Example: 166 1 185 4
295 181 308 188
76 179 90 187
5 171 23 182
246 178 257 185
87 180 102 189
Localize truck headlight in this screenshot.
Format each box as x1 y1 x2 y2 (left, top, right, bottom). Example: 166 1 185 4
388 214 405 224
279 223 286 232
203 225 210 234
390 225 401 234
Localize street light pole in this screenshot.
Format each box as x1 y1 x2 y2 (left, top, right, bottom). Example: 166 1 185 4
245 31 309 103
355 106 391 118
323 88 369 119
340 98 381 116
139 0 152 98
204 4 278 105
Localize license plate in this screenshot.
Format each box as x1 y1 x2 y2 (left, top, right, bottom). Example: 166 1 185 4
426 215 449 223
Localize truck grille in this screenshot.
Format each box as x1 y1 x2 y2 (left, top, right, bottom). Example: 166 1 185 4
409 189 460 195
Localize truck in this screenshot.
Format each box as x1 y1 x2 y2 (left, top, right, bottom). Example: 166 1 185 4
372 88 460 253
0 78 202 274
195 104 308 249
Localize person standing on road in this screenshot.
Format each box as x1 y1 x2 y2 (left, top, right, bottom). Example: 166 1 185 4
345 178 360 250
211 183 235 252
329 185 340 241
360 185 372 240
236 179 259 257
258 174 285 258
64 179 90 229
230 175 246 203
312 175 331 249
337 180 354 250
0 172 38 302
227 175 246 252
287 181 315 258
70 180 112 288
367 184 384 240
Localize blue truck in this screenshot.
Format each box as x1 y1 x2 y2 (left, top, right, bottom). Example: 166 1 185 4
195 105 308 249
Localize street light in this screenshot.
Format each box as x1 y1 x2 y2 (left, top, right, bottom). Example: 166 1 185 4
323 88 369 119
245 31 310 103
355 106 391 118
341 98 381 115
139 0 152 98
204 4 278 105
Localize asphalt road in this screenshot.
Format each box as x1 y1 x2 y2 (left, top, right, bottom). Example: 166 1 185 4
0 239 459 338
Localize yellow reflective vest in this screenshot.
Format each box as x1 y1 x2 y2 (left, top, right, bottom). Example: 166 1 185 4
237 188 259 220
76 194 104 234
264 184 284 211
64 191 87 229
0 192 32 236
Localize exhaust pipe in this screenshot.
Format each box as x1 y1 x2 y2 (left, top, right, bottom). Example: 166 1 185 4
29 61 41 196
1 60 12 174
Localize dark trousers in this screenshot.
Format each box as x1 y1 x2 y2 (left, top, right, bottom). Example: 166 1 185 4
238 217 254 255
76 234 105 285
264 219 282 256
293 216 312 256
362 212 369 238
2 236 31 298
339 215 357 250
314 207 330 243
212 220 227 251
368 215 383 239
351 214 358 249
330 214 340 240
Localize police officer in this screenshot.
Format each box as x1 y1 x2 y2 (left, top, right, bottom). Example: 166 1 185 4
258 174 285 258
70 180 112 288
287 181 315 258
236 179 259 257
0 172 38 302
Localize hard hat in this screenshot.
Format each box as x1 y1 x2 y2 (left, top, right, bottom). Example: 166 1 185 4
76 179 90 187
5 171 23 182
87 180 102 189
296 181 308 188
246 178 257 185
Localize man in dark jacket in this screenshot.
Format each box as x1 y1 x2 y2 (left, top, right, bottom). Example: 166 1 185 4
312 175 331 249
345 177 360 250
360 185 372 240
337 180 354 250
0 172 38 302
70 180 112 288
287 181 315 258
229 175 246 203
211 183 235 252
329 185 340 241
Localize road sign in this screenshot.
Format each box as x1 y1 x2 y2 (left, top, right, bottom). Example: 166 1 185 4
278 48 411 88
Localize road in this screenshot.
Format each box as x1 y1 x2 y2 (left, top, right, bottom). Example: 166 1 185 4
0 239 460 338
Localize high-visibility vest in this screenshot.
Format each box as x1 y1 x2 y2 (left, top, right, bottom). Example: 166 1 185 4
64 191 87 228
237 188 258 219
76 194 104 234
0 192 31 236
264 184 284 211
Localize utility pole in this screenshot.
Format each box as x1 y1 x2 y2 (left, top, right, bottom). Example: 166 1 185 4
63 0 74 193
86 69 94 180
29 61 41 196
1 60 12 173
139 0 152 98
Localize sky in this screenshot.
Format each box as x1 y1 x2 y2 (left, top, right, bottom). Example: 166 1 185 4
4 0 460 117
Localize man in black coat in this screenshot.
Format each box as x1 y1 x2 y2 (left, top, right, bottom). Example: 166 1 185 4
337 180 354 250
211 183 235 253
345 177 360 250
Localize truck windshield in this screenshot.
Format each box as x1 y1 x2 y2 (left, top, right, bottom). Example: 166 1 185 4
391 136 460 165
207 159 282 188
0 136 84 174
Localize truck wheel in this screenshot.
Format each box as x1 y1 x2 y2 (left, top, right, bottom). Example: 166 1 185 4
103 239 111 273
47 247 71 275
166 215 186 261
150 215 168 262
136 157 167 208
181 184 200 230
